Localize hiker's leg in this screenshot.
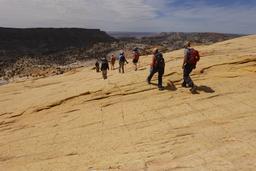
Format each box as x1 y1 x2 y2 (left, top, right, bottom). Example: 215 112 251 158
119 63 121 73
147 68 156 83
182 81 186 87
133 62 137 71
105 70 108 79
183 65 191 84
102 70 105 79
184 64 194 87
188 65 194 87
182 71 187 87
158 69 164 88
122 63 125 73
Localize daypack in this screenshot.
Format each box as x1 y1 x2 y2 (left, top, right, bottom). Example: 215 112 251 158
101 59 109 70
155 53 165 69
119 54 125 62
187 48 200 65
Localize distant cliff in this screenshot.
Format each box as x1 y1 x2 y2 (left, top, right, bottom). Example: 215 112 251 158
140 32 242 46
0 27 115 78
0 27 115 56
117 32 243 53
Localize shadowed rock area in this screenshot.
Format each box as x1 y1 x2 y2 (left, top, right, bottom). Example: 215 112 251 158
0 27 114 55
0 27 115 79
0 35 255 171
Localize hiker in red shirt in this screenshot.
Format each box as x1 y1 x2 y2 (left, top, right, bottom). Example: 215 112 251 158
132 47 140 71
147 48 165 91
110 54 116 70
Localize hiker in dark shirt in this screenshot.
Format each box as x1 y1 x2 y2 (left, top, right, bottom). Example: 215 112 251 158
100 57 109 79
118 51 128 73
147 48 165 90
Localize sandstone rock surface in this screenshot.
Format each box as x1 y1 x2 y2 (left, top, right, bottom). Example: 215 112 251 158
0 35 256 171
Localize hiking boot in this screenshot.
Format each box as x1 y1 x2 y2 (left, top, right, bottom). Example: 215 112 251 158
158 86 164 91
181 82 187 88
188 83 194 88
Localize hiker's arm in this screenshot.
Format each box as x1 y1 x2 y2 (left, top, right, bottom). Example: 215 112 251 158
182 50 188 69
151 56 156 68
182 58 186 69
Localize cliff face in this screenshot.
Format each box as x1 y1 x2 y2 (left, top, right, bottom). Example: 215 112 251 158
0 35 256 170
0 27 115 78
0 27 115 56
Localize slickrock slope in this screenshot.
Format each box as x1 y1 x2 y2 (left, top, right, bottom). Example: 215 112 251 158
0 35 256 171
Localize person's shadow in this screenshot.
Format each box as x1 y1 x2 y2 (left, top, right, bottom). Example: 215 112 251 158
190 85 215 94
149 81 177 91
165 81 177 91
149 82 213 93
196 85 215 93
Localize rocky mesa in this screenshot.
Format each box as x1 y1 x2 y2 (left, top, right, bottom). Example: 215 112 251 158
0 35 256 171
0 27 115 79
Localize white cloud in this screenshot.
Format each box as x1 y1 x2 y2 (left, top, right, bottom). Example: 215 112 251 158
0 0 158 28
0 0 255 34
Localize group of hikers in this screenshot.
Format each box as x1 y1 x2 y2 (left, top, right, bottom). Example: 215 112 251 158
95 47 139 77
95 41 200 92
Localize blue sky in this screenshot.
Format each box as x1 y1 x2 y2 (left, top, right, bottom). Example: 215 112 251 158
0 0 255 34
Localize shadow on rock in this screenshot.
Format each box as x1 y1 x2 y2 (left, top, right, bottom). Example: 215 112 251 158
196 85 215 93
165 81 177 91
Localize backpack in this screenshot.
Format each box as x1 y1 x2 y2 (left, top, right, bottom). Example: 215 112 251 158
119 54 125 62
101 59 109 70
155 53 165 69
187 48 200 65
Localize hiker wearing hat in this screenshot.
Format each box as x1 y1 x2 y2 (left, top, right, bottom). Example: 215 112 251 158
182 41 200 92
147 48 165 90
100 56 109 79
118 51 128 73
132 47 140 71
